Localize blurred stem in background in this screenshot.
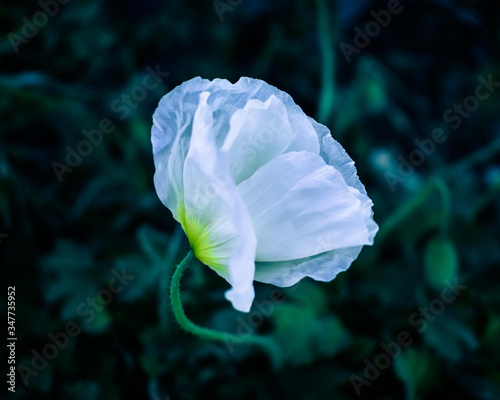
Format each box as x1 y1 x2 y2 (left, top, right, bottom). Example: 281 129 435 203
169 250 282 368
378 178 452 242
442 137 500 179
315 0 338 129
379 137 500 243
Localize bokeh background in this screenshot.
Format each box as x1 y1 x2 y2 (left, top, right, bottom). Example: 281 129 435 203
2 0 500 399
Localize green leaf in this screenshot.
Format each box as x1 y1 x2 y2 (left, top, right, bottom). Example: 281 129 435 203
63 381 101 400
424 237 459 290
483 315 500 356
313 314 349 358
270 282 350 364
139 326 175 378
423 316 478 362
137 224 170 263
394 348 439 400
82 309 112 334
41 240 102 320
115 225 171 302
366 78 387 113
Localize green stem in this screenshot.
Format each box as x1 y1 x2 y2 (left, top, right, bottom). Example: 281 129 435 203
158 225 184 333
441 138 500 178
378 178 452 241
316 0 336 127
170 250 281 368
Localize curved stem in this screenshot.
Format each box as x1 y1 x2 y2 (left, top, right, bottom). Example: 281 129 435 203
170 250 281 368
158 225 184 333
315 0 336 127
378 178 452 241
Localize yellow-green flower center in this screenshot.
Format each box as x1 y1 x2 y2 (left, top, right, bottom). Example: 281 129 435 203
177 205 227 275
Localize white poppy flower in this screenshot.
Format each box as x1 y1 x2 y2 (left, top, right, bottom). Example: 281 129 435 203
152 77 378 312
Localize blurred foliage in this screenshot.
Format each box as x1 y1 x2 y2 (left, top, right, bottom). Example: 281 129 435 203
1 0 500 399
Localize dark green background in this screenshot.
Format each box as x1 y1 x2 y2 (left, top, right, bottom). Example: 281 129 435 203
2 0 500 399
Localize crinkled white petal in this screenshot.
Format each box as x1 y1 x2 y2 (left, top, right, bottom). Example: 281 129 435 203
311 117 367 194
310 117 379 239
152 91 194 219
284 111 320 154
221 95 294 183
181 92 257 312
152 78 321 206
237 151 375 262
254 246 363 287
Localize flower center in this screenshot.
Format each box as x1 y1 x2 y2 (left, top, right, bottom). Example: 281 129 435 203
177 205 228 275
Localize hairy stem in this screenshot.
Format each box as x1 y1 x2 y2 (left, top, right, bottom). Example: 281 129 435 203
170 250 282 368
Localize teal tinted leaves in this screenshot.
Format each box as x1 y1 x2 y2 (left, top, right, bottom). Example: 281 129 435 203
41 240 102 321
83 310 112 334
270 282 349 364
483 315 500 359
115 224 176 303
394 348 440 400
139 327 173 378
423 316 478 362
424 237 459 290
